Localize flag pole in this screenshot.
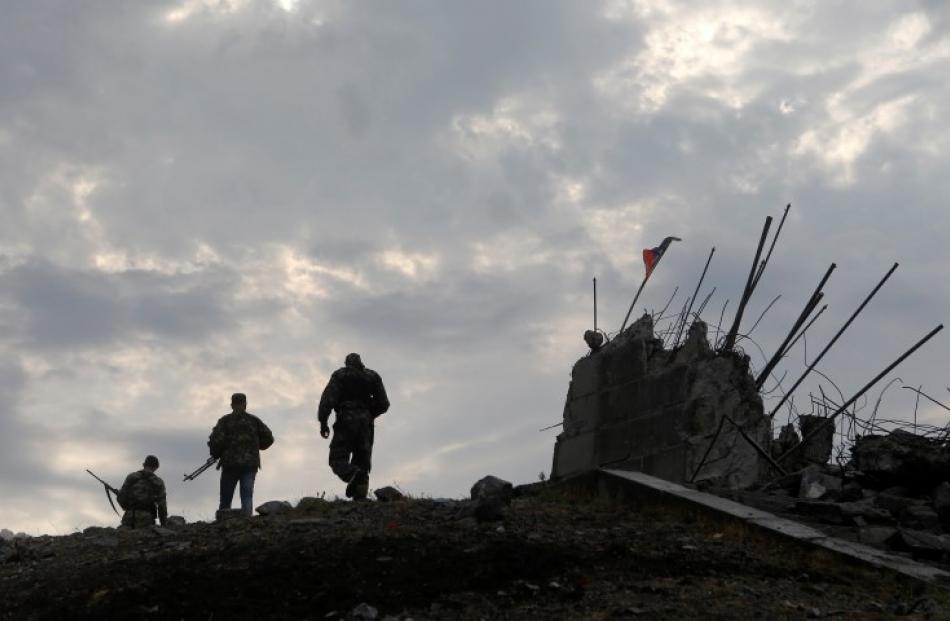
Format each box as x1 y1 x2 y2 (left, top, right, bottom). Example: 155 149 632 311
619 272 651 334
619 236 680 335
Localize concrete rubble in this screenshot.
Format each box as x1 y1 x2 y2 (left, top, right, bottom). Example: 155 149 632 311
470 475 514 522
744 427 950 563
548 309 950 568
255 500 293 516
373 486 405 502
552 315 771 489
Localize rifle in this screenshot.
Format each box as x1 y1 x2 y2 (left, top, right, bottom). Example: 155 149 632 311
183 457 218 482
86 469 121 517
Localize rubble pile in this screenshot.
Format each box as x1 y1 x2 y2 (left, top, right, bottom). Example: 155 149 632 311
750 428 950 563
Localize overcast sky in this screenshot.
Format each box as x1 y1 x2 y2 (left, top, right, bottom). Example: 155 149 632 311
1 0 948 535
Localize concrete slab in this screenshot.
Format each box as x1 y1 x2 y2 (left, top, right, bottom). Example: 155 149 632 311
600 468 950 586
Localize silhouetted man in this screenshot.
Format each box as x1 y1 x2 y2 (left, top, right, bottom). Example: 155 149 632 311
318 353 389 500
117 455 168 528
209 393 274 516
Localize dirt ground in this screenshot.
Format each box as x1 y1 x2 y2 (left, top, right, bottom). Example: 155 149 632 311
1 487 948 620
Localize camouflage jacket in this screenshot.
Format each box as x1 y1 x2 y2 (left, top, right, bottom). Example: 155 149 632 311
208 411 274 470
117 470 168 525
318 366 390 425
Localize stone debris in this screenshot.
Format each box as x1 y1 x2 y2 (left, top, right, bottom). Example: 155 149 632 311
349 602 378 620
744 426 950 566
165 516 187 528
297 496 330 512
215 508 246 522
471 476 514 522
798 465 842 500
0 541 13 564
373 486 405 502
851 429 950 489
256 500 293 516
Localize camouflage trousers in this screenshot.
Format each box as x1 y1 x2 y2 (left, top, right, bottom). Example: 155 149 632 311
120 509 155 529
329 408 374 499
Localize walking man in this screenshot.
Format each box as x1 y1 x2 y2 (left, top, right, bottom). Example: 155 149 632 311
117 455 168 528
209 393 274 516
318 353 389 500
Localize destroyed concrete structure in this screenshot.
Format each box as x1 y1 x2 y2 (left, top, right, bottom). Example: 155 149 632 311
551 314 772 489
548 206 948 568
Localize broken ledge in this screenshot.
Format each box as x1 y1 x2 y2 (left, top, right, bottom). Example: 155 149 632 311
562 468 950 587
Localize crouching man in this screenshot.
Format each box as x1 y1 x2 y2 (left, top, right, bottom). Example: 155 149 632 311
117 455 168 528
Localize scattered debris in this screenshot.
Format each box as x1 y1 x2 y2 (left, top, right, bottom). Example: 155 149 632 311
471 476 514 522
255 501 293 516
349 602 378 620
214 509 245 522
373 487 405 502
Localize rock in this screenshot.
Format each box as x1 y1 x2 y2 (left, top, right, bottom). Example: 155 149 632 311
766 469 805 494
839 481 864 502
797 415 834 465
933 482 950 524
850 430 950 490
215 509 246 522
772 424 800 460
584 329 604 351
255 500 292 516
151 526 176 537
798 466 842 500
471 476 514 523
296 497 329 513
673 320 712 364
349 602 378 620
82 526 114 536
838 501 895 525
0 529 14 542
373 486 405 502
858 526 898 548
92 537 119 548
0 540 14 563
886 529 950 559
900 505 940 531
288 518 329 528
794 500 846 525
874 492 917 517
166 516 186 528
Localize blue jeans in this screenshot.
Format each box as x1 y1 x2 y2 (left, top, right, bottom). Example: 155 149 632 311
219 466 257 516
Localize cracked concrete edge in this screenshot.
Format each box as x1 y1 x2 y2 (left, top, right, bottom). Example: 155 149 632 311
596 468 950 586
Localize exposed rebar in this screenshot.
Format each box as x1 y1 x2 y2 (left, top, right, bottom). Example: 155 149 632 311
777 323 944 465
752 203 791 291
768 263 899 419
756 263 836 388
722 216 773 351
674 247 715 348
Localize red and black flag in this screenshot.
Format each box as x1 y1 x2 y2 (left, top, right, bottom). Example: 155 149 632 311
642 236 681 277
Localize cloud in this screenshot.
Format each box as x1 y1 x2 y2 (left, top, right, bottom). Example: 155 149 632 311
1 0 948 534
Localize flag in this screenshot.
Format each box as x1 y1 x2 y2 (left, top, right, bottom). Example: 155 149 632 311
642 236 681 277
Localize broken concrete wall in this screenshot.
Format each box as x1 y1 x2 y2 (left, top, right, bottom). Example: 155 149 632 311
551 314 771 489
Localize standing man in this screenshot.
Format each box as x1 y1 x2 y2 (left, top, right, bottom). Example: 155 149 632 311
208 393 274 516
318 353 389 500
117 455 168 528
